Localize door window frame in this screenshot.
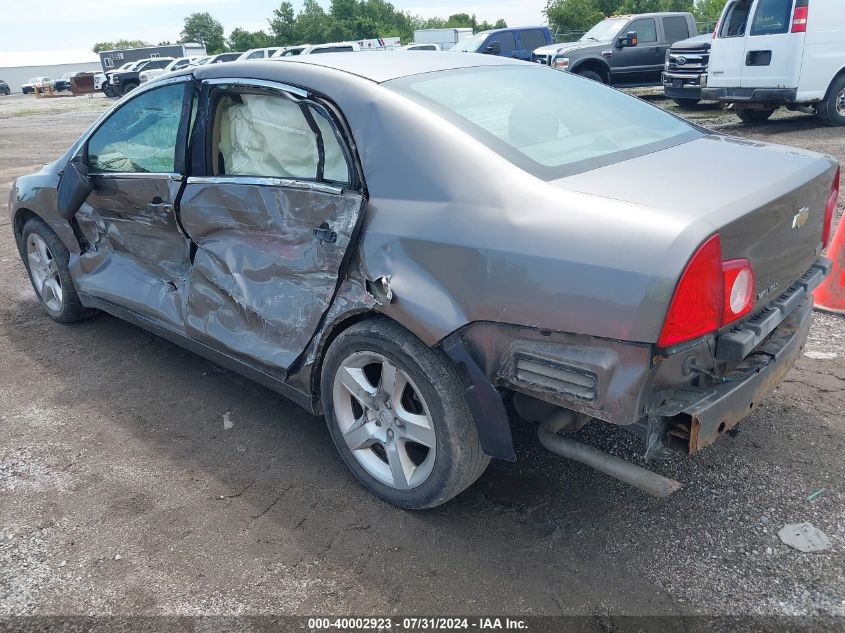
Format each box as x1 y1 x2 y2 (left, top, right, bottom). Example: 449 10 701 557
627 18 658 44
81 75 194 179
188 78 363 193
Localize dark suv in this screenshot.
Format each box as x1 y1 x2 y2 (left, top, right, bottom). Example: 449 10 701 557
533 12 697 87
0 79 9 96
109 58 173 96
450 27 553 60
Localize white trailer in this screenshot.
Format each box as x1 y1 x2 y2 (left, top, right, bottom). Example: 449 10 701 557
413 28 473 52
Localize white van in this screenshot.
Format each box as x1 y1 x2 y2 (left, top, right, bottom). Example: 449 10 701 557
237 47 281 61
704 0 845 125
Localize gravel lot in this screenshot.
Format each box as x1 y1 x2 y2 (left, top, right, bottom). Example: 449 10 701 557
0 89 843 623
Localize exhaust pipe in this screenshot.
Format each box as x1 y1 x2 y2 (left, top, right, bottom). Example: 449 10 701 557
538 413 682 498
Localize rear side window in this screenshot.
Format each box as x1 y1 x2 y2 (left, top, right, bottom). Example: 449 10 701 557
628 18 657 43
210 91 350 184
662 16 690 44
520 29 548 50
312 46 354 54
488 31 516 52
720 0 753 37
750 0 794 35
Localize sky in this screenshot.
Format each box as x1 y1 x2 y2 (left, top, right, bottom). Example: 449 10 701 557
1 0 548 54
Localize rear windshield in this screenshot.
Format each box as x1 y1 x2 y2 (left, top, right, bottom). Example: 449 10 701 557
386 66 699 180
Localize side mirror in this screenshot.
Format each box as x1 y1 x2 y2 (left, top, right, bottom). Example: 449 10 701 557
618 31 638 48
484 41 502 55
57 160 92 220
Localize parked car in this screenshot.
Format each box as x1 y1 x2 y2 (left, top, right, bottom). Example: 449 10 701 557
703 0 845 126
21 77 51 94
95 61 134 94
52 72 82 92
236 47 281 61
109 57 174 96
663 33 712 107
533 13 697 86
271 45 310 57
206 52 244 64
10 53 838 509
450 27 552 60
0 79 9 96
301 42 361 54
139 57 200 84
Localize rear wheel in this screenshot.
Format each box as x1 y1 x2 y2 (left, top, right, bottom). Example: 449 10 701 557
673 97 701 109
21 217 94 323
321 319 490 509
817 75 845 127
576 70 604 84
736 107 776 124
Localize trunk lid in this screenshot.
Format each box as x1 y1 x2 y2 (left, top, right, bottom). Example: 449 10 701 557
553 134 836 316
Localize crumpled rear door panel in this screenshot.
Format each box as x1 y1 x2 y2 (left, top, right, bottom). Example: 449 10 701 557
178 180 363 373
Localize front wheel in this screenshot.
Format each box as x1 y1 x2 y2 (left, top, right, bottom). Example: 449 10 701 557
817 75 845 127
321 319 490 509
21 217 95 323
576 70 604 84
120 82 138 95
736 107 776 124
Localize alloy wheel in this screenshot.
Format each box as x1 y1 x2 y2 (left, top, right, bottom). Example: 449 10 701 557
837 87 845 118
332 351 437 490
26 233 63 313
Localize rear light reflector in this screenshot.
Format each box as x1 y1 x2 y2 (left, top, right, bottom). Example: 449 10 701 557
792 1 809 33
722 260 755 324
658 235 723 348
823 166 841 249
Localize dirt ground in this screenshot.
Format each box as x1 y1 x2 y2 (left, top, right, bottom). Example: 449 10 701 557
0 89 844 622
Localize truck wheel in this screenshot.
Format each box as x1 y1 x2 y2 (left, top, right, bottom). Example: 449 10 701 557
21 217 96 323
321 318 490 509
673 97 701 109
576 70 604 84
103 85 115 98
736 108 776 124
121 82 139 95
817 75 845 127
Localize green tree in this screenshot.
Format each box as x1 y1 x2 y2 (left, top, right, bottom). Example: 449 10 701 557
91 39 149 54
228 28 271 51
181 12 226 54
544 0 606 34
296 0 330 44
693 0 726 22
269 2 298 45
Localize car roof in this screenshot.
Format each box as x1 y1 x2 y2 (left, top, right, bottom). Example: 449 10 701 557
240 51 525 83
479 26 547 34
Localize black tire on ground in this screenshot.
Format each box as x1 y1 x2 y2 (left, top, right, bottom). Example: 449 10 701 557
20 217 96 323
103 85 115 98
321 318 490 509
576 70 604 83
121 82 138 95
673 97 701 109
817 74 845 127
736 107 776 124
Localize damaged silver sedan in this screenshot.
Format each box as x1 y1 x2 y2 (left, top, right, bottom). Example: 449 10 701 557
10 54 840 508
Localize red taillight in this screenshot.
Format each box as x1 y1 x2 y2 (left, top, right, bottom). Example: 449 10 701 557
792 1 809 33
659 235 758 348
722 259 754 324
658 235 723 348
823 166 841 249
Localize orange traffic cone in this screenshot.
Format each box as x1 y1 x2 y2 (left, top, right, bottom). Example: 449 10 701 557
815 215 845 315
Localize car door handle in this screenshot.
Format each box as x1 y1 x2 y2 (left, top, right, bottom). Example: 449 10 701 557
313 222 337 244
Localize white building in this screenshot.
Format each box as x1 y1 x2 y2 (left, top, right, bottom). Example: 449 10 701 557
0 50 102 93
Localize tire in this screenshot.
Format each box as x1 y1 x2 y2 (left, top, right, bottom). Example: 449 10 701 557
121 82 138 95
673 97 701 109
817 74 845 127
103 85 115 98
20 217 95 323
576 70 604 84
321 318 490 509
736 107 776 124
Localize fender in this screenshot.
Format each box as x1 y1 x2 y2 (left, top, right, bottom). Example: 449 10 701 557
569 56 612 81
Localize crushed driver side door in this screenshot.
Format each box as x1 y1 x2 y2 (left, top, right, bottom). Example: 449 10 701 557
178 79 365 375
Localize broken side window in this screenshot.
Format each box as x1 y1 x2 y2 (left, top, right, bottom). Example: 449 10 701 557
88 83 185 174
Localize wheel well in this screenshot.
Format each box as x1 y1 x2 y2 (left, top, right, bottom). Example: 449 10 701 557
12 208 39 249
824 66 845 100
572 60 609 83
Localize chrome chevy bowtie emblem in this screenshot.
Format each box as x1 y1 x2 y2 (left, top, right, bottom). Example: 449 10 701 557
792 207 810 229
